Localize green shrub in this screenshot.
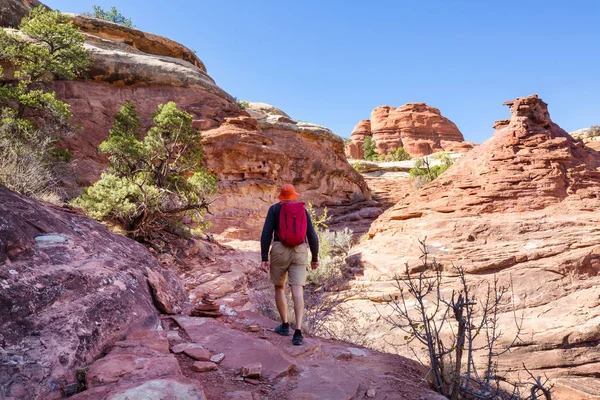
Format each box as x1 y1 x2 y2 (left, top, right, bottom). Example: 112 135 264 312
409 153 454 188
0 7 90 199
236 100 249 110
362 136 379 161
73 102 217 241
386 147 411 161
83 5 135 27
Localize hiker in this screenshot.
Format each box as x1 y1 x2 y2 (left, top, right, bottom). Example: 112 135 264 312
260 184 319 346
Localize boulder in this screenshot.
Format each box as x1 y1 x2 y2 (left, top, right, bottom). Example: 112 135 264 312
0 185 187 399
347 95 600 397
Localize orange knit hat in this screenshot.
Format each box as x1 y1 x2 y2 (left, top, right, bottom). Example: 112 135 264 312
277 184 299 201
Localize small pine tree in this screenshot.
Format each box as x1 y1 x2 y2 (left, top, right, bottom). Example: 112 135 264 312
73 102 217 241
362 136 379 161
83 5 135 28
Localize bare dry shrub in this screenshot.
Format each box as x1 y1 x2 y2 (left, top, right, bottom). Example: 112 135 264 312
381 239 552 400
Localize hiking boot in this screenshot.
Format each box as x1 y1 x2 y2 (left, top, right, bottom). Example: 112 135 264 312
274 323 290 336
292 329 303 346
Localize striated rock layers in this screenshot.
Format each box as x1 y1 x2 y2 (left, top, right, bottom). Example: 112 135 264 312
5 10 371 239
0 185 187 399
346 102 473 159
348 95 600 399
202 102 370 238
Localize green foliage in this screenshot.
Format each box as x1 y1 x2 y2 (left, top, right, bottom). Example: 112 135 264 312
236 100 249 110
0 7 89 199
0 7 90 82
409 153 454 187
73 102 218 241
351 161 365 173
83 5 135 28
386 147 412 161
362 136 379 161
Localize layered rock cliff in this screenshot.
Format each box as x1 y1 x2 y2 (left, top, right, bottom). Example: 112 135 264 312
0 8 370 239
347 95 600 399
346 102 473 159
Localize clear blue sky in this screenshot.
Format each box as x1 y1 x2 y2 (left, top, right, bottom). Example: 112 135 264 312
45 0 599 143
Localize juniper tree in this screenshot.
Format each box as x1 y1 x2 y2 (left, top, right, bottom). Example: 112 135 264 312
83 6 135 28
74 102 217 242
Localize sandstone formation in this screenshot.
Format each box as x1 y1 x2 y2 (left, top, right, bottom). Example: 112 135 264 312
0 0 46 28
0 185 187 399
201 104 370 238
346 119 371 159
0 9 371 239
346 95 600 399
571 126 600 151
346 102 473 159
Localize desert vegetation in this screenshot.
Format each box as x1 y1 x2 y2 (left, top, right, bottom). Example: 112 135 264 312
383 239 552 399
409 152 454 188
83 5 135 27
362 136 411 162
0 7 90 201
73 102 217 244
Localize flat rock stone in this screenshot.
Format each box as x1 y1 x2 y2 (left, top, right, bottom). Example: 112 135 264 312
103 377 206 400
241 363 262 378
191 361 217 372
183 347 211 361
86 353 182 388
210 353 225 364
171 343 203 354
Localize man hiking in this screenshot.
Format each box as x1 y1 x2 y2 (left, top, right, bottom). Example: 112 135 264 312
260 184 319 346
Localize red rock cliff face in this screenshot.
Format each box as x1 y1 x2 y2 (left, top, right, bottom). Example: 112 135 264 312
346 119 371 159
347 95 600 399
0 185 186 399
346 102 473 159
28 14 370 239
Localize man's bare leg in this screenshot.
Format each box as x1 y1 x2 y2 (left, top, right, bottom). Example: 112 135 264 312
274 285 288 324
291 285 304 330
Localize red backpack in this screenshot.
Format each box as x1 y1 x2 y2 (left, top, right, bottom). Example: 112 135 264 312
278 202 307 247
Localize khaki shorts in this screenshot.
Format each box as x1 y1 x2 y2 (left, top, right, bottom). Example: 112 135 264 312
269 241 309 286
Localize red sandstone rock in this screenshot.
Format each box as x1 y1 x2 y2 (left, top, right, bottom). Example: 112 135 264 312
146 267 185 314
0 0 46 28
0 185 186 399
346 119 371 159
191 361 218 372
348 95 600 397
183 346 212 361
240 363 262 378
346 102 473 159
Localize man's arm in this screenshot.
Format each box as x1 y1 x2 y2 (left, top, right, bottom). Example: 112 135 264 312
260 206 275 262
305 211 319 263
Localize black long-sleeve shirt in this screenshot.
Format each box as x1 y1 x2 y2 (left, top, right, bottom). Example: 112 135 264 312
260 203 319 263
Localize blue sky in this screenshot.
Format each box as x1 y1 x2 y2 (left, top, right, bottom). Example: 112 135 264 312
46 0 599 143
